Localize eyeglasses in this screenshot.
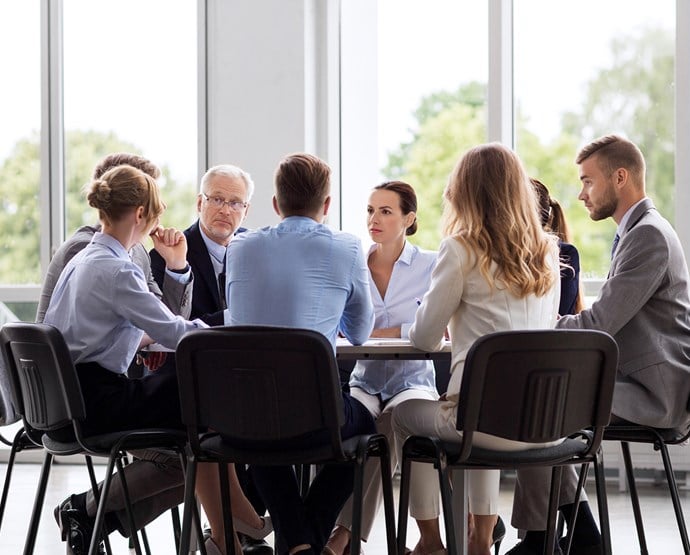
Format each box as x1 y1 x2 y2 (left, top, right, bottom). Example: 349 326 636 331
201 193 248 211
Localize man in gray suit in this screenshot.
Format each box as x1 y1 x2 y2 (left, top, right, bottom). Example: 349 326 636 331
507 135 690 555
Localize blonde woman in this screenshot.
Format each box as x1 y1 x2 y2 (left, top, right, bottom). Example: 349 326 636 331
392 144 561 555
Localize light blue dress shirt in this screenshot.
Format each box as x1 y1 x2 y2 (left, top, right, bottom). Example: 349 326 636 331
349 242 438 401
223 216 374 348
44 232 206 374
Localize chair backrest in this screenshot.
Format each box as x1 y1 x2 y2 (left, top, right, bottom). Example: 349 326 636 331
175 325 348 463
0 322 86 435
457 329 618 455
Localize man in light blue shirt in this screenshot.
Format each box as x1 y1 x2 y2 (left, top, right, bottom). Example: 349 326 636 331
222 153 376 555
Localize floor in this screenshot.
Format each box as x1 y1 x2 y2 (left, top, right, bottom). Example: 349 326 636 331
0 460 689 554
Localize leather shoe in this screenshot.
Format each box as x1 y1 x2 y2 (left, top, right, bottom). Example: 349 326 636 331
54 495 106 555
558 537 604 555
240 533 274 554
505 540 563 555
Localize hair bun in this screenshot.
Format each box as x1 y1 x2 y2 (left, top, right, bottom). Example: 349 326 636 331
87 178 112 209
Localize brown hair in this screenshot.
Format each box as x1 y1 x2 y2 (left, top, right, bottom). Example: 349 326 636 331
92 152 161 180
530 178 571 243
531 177 584 313
274 153 330 215
575 134 646 186
443 143 558 298
86 165 164 228
374 180 418 236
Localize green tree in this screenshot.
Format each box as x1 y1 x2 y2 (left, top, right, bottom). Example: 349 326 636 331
384 26 673 278
562 26 674 221
383 82 487 249
0 130 197 284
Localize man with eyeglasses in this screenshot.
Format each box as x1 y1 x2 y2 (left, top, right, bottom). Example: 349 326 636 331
151 164 274 555
152 164 253 325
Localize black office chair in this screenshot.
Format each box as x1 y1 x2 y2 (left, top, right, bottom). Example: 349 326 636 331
397 329 619 555
0 322 189 555
604 420 690 554
175 325 397 555
0 351 45 535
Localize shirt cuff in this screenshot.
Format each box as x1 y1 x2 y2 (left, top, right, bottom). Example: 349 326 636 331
165 265 191 283
400 322 412 339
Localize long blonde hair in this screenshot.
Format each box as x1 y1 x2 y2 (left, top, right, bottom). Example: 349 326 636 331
442 143 558 298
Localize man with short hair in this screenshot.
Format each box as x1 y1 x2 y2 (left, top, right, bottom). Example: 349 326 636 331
151 164 253 324
151 164 276 555
507 135 690 555
204 153 376 555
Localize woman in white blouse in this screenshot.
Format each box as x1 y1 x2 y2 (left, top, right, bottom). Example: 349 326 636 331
325 181 437 555
392 144 561 555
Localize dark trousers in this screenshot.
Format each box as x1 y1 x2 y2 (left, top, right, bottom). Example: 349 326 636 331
73 361 183 437
250 394 376 555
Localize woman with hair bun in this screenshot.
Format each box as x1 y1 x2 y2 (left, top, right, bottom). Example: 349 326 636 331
325 181 438 555
45 165 264 554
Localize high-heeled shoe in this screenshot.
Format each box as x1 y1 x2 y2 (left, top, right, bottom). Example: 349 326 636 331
232 515 273 539
492 516 506 555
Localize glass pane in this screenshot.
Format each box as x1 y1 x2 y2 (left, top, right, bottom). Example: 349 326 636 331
0 2 41 285
341 0 488 249
63 0 198 238
514 1 675 277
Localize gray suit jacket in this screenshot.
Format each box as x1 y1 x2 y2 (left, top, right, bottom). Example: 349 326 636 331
557 198 690 429
36 225 193 321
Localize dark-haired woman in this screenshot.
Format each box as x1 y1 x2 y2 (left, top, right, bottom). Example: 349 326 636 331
325 181 438 555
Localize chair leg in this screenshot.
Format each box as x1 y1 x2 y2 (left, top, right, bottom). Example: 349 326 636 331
349 454 366 555
178 459 198 555
170 505 182 553
0 428 30 532
84 456 113 555
561 463 589 555
544 466 563 555
397 451 413 555
218 462 237 555
657 440 690 554
114 455 144 555
437 461 456 555
89 453 123 555
376 441 397 555
620 441 648 554
23 451 53 555
592 449 612 555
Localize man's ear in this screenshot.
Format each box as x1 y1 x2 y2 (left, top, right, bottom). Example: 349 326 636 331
323 195 331 216
614 168 629 190
272 196 281 216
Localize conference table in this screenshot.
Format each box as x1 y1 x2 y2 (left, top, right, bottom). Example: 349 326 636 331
154 336 468 552
336 338 470 555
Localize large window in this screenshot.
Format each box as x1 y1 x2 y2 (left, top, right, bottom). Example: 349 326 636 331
0 1 41 288
341 0 488 248
514 0 676 277
63 0 198 236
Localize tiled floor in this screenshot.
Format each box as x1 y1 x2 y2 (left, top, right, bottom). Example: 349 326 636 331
0 459 689 554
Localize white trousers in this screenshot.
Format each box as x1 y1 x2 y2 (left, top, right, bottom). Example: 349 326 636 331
392 398 563 519
334 387 438 540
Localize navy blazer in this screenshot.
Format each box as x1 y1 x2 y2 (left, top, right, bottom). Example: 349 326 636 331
150 220 246 324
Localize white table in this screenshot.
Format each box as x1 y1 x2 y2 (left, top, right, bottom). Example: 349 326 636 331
336 338 468 554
